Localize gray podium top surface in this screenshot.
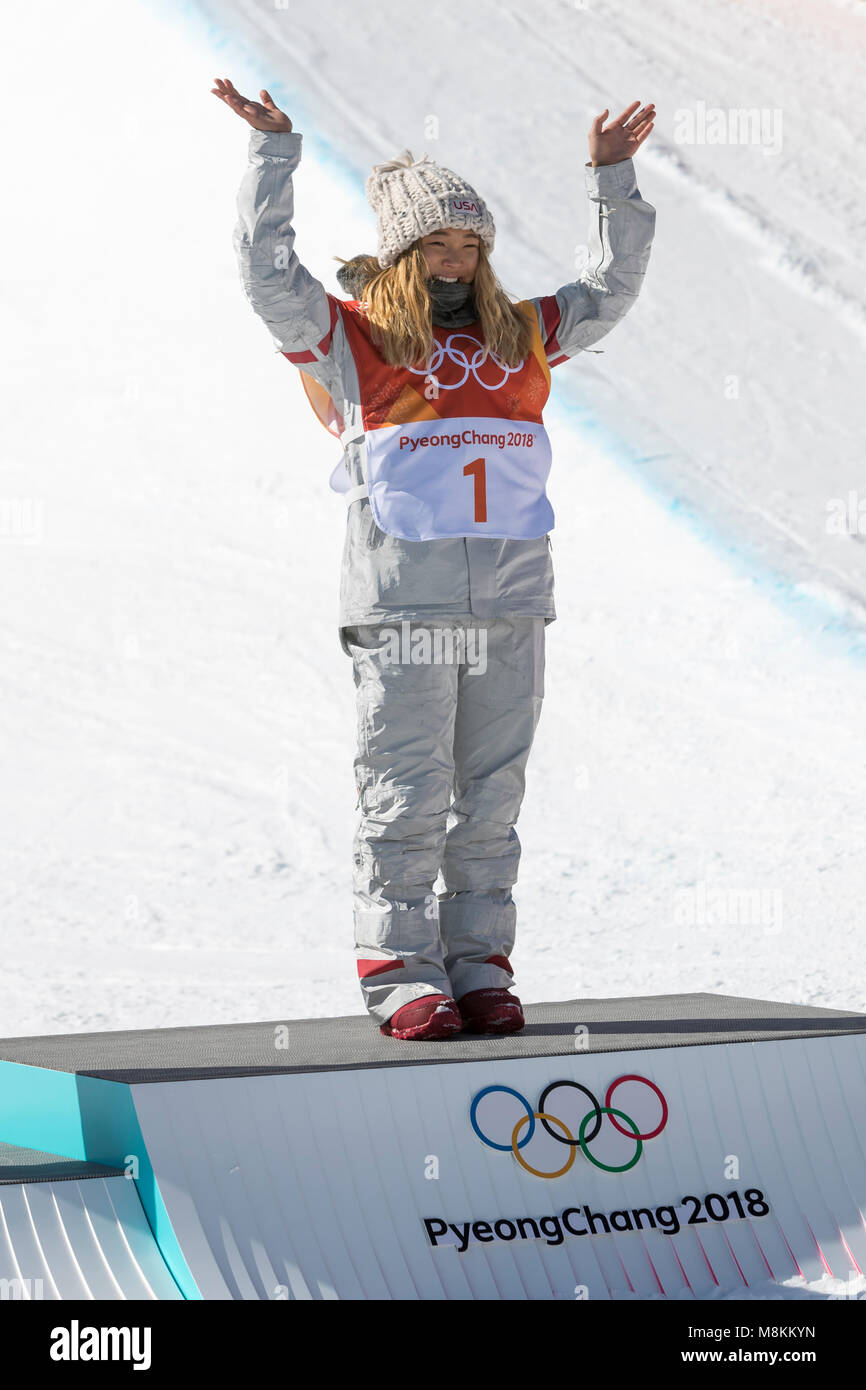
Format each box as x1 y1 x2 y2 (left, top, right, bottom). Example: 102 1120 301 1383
0 993 864 1085
0 1142 124 1185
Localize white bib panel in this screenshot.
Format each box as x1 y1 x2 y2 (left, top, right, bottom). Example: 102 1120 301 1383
361 417 554 542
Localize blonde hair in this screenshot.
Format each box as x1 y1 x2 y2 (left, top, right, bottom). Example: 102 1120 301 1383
336 242 534 369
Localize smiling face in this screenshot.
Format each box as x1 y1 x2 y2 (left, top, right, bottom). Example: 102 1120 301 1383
419 227 480 284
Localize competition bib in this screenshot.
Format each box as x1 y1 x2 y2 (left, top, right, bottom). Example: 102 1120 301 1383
364 417 553 541
296 299 556 541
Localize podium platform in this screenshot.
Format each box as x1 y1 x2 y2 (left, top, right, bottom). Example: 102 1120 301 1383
1 993 864 1300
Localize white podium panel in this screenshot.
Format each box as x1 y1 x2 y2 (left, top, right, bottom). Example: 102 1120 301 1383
1 995 864 1300
128 1034 866 1300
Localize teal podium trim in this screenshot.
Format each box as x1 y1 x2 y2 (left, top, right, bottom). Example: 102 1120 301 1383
0 1059 201 1300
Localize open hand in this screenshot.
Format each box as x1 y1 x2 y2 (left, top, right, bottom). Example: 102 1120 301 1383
588 102 655 166
211 77 293 133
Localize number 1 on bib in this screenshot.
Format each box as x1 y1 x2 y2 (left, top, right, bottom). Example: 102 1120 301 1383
463 457 487 524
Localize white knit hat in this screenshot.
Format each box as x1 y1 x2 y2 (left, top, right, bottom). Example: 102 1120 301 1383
365 150 496 268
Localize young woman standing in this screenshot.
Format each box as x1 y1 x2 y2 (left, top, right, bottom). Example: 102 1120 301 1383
214 77 655 1041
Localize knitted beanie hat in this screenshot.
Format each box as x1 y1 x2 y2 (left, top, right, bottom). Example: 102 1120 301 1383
365 150 496 268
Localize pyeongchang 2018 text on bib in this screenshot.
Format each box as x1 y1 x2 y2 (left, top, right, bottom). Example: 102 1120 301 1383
363 418 555 542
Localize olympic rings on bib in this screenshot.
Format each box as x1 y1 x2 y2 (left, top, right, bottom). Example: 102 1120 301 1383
406 332 524 391
469 1074 668 1179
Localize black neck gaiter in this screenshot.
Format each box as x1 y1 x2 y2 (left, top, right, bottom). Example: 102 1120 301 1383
336 258 478 328
428 277 478 328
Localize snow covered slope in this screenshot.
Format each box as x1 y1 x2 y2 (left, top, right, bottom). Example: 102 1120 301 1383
1 0 865 1057
196 0 866 620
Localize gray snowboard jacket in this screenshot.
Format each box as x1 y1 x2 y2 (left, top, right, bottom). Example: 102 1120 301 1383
233 130 656 642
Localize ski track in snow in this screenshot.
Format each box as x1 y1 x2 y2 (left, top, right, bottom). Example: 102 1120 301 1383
1 0 865 1302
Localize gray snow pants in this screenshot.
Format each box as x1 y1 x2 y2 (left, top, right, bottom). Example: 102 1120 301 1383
343 617 545 1025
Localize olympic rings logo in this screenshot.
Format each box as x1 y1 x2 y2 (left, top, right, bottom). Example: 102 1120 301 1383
406 333 524 392
469 1075 669 1179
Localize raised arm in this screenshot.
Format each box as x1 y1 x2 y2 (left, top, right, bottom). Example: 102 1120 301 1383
214 78 338 363
534 102 657 365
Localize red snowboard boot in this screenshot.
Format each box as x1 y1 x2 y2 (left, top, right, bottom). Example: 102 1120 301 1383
379 994 463 1041
457 988 525 1035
